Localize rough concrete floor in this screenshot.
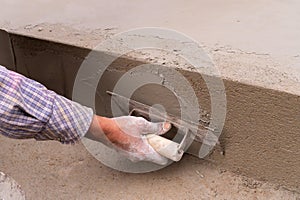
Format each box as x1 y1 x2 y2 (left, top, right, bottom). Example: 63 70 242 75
1 136 299 200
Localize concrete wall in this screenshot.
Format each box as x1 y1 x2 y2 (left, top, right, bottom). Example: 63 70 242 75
2 32 299 192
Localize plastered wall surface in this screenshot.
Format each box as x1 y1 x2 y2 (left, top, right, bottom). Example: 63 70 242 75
0 33 298 192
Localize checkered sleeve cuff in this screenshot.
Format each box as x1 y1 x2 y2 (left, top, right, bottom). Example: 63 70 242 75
40 95 94 144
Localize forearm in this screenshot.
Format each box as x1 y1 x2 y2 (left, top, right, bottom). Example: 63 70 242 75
0 65 93 143
85 116 124 147
85 116 108 142
0 66 169 165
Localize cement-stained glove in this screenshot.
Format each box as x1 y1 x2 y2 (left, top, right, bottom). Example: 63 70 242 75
86 115 171 165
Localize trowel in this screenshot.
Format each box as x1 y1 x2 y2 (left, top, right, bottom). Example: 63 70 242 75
107 91 219 162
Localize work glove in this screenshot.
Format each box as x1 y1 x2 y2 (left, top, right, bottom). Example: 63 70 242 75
107 116 171 165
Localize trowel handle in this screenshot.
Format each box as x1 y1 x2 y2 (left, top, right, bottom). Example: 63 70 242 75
146 134 184 162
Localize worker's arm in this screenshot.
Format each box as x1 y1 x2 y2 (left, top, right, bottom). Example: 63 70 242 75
0 66 168 165
0 65 93 143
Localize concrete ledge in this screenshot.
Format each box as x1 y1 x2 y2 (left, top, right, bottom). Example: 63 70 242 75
0 31 298 192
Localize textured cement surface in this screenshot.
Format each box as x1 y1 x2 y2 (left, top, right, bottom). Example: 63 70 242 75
0 33 298 194
1 0 300 56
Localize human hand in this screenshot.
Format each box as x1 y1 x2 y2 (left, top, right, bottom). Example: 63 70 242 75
86 115 171 165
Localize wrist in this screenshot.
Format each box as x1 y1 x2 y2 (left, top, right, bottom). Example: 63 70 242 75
85 115 109 140
95 116 110 134
85 115 130 150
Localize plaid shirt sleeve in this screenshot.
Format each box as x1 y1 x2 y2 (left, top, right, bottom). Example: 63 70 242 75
0 66 94 144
